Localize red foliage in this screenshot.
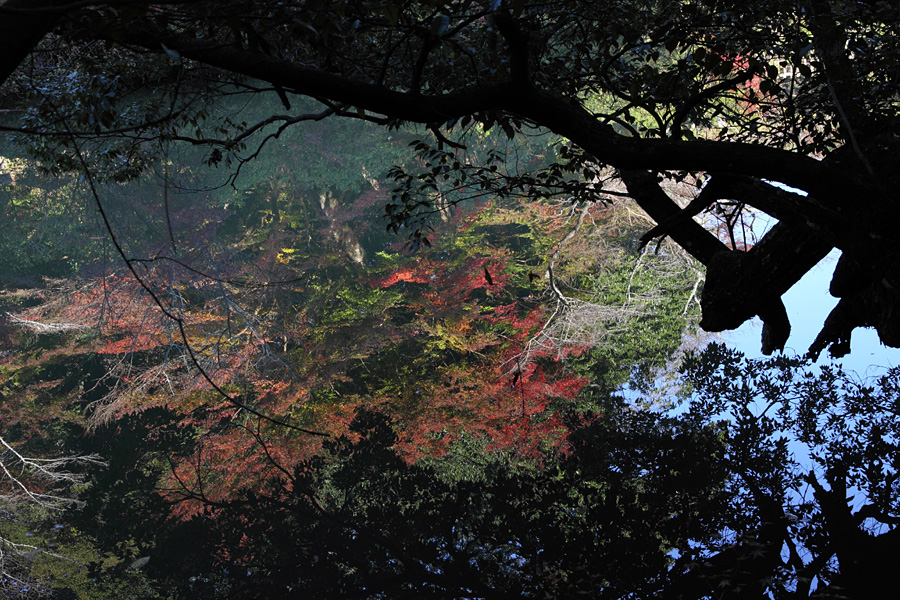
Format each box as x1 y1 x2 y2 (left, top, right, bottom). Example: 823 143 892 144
370 264 435 287
3 188 602 516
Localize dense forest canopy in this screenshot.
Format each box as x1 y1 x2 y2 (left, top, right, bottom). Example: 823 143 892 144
1 1 900 599
1 0 899 355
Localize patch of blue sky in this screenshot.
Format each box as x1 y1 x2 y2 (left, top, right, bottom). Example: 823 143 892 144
708 180 899 372
723 237 900 377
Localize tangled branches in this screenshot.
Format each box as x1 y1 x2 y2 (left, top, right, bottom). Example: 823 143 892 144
0 436 103 595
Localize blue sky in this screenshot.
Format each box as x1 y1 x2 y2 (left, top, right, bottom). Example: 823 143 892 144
724 248 900 377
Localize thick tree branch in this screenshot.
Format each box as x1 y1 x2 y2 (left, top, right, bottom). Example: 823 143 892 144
804 1 881 188
107 25 875 213
700 221 832 351
637 175 732 251
619 170 726 265
492 10 530 88
620 170 838 354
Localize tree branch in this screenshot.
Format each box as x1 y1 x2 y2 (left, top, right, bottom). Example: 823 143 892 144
107 25 873 212
619 170 726 265
700 221 832 353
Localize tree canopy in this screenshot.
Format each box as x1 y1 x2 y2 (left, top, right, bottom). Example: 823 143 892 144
2 2 900 598
1 0 898 356
58 347 900 599
0 88 708 594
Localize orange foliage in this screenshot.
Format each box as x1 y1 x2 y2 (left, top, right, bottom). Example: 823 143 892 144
3 190 603 515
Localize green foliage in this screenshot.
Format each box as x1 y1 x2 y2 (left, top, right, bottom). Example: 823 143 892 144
0 162 106 280
0 104 707 594
10 47 174 183
570 247 702 393
140 407 731 599
679 343 900 597
2 513 164 600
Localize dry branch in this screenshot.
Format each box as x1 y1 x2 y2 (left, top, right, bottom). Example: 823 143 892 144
5 312 88 334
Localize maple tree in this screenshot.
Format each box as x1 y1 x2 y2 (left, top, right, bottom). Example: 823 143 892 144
3 2 898 594
132 406 732 599
66 346 900 599
2 0 899 357
0 100 706 594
